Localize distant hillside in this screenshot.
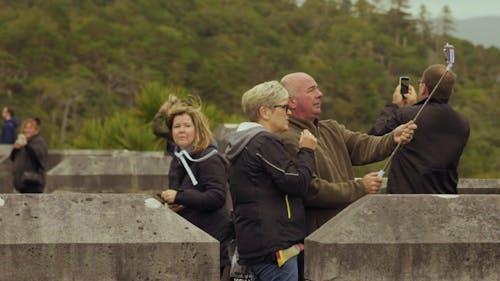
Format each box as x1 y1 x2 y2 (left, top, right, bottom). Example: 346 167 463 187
453 16 500 48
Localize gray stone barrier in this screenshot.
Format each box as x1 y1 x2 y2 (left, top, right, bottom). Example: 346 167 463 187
1 145 498 195
305 194 500 281
0 149 170 193
0 193 219 281
379 177 500 194
457 178 500 194
0 144 11 162
0 145 16 193
45 150 170 193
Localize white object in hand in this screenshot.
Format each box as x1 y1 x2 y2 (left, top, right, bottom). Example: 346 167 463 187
376 170 385 178
16 134 25 145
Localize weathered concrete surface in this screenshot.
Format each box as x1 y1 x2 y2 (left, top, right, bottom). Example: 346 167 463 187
457 178 500 194
0 145 12 193
378 177 500 194
305 195 500 281
45 150 170 193
0 193 219 281
0 144 11 162
1 149 169 193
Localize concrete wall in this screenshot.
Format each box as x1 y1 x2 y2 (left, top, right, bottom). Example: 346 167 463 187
0 193 219 281
377 177 500 194
456 178 500 194
2 144 498 194
305 194 500 281
45 150 170 193
0 148 170 193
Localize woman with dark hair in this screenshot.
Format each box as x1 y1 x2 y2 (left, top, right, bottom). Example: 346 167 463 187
10 117 48 193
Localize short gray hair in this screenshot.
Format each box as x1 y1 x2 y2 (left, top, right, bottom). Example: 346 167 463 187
241 81 289 122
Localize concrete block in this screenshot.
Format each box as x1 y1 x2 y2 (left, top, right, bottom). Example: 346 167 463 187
457 178 500 194
0 144 11 162
46 150 170 193
0 193 219 281
305 194 500 281
0 145 13 193
378 178 500 194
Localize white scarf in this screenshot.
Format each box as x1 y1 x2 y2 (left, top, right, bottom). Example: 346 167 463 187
173 149 218 186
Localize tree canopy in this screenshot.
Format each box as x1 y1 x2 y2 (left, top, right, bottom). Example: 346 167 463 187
0 0 498 177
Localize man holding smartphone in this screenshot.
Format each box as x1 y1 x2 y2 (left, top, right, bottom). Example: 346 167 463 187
397 77 417 107
369 64 470 194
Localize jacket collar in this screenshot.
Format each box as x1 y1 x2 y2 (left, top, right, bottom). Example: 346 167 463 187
416 97 449 105
289 116 319 132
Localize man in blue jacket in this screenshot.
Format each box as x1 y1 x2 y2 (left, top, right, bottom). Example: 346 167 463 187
1 107 19 144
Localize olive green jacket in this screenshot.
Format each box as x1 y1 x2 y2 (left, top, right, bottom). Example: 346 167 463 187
279 117 396 234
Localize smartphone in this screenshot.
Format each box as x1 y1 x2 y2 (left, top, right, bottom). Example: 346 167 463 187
399 76 410 98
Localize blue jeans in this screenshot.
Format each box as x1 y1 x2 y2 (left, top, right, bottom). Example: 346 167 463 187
251 256 298 281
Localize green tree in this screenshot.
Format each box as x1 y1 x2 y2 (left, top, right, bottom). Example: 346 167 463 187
439 5 455 37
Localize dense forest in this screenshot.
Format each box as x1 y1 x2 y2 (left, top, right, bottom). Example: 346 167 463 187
0 0 498 177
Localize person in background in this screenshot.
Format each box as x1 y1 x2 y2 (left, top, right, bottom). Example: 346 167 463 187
152 96 182 155
10 117 48 193
159 96 233 280
225 81 317 281
279 72 417 234
369 64 469 194
1 106 19 144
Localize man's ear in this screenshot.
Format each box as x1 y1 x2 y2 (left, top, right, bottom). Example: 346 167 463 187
420 84 429 99
288 96 297 110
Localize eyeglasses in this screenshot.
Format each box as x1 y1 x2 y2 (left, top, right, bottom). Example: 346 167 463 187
273 104 289 111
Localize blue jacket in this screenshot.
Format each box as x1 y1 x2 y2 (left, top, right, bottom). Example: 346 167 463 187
1 117 19 144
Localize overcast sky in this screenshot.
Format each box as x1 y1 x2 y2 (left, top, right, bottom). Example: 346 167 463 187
407 0 500 19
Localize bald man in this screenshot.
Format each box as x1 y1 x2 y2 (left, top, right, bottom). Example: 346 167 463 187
279 72 417 234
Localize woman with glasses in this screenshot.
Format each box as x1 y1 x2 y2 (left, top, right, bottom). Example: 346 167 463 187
225 80 317 281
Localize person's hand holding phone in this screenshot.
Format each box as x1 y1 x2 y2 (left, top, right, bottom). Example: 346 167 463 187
392 85 417 107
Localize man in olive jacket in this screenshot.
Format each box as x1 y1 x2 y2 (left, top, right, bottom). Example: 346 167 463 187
280 72 417 234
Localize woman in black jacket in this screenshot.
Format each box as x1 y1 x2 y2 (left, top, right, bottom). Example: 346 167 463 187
10 117 48 193
225 81 317 281
159 96 233 279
